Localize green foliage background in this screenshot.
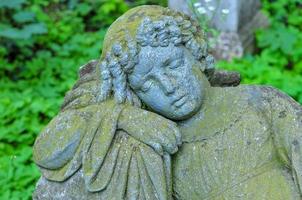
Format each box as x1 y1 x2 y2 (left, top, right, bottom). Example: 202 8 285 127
217 0 302 103
0 0 301 199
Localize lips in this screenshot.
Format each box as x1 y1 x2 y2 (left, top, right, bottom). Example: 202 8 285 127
172 94 187 108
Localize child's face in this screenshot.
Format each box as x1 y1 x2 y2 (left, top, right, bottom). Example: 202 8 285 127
128 44 205 120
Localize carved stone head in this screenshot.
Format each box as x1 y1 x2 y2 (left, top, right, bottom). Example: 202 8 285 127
97 5 214 120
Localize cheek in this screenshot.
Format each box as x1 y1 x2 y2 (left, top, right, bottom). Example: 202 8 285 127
191 76 203 101
137 87 170 112
177 71 204 116
176 69 201 98
190 67 204 98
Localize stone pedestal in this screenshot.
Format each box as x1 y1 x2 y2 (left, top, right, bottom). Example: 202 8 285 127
168 0 269 60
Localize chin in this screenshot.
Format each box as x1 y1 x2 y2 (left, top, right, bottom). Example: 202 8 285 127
170 99 201 121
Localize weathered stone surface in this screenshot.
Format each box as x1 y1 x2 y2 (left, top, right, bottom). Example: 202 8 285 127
174 85 302 199
239 11 270 52
211 31 243 61
168 0 269 60
169 0 261 32
33 169 99 200
209 69 241 87
76 59 241 88
33 5 302 200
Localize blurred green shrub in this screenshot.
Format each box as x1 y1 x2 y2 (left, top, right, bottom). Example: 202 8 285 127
217 0 302 103
0 0 166 199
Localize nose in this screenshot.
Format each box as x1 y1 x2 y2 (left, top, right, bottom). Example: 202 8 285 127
157 73 176 95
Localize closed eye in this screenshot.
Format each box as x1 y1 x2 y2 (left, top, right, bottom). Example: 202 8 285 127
140 79 154 92
169 58 183 69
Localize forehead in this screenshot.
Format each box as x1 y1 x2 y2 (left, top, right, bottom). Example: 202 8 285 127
133 44 184 75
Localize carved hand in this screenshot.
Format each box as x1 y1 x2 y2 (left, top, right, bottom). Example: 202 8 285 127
118 105 182 155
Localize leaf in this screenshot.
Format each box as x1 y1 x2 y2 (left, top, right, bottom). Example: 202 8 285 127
288 9 302 26
23 23 48 35
0 23 47 39
13 11 36 23
0 0 25 8
0 27 29 39
76 3 92 16
257 24 298 54
100 2 116 14
277 26 298 54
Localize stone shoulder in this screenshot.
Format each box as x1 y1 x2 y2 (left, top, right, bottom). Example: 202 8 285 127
238 84 302 125
221 84 299 109
210 84 293 121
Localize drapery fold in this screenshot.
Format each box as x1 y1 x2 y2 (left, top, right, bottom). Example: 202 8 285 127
33 99 171 199
33 61 172 199
33 100 120 182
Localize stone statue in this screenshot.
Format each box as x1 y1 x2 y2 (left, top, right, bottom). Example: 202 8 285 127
33 5 302 200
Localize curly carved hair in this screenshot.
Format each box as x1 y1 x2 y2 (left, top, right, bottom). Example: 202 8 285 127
97 6 215 107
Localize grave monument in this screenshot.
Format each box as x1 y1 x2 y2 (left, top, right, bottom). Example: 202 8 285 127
33 5 302 200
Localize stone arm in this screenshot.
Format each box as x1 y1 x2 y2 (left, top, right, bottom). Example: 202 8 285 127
118 105 182 156
264 87 302 194
34 60 181 199
61 60 181 156
34 102 177 200
60 60 183 157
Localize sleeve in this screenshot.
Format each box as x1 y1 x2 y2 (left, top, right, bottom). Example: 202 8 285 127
33 61 112 182
264 86 302 194
33 108 91 181
86 130 171 200
34 101 172 200
34 56 173 198
33 100 120 182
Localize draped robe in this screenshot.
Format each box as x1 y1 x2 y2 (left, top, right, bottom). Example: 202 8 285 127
33 61 172 200
173 85 302 200
33 61 302 200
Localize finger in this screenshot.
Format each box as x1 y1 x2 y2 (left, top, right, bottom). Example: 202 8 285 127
172 126 182 146
168 145 178 155
148 142 164 156
156 121 179 154
158 133 178 155
167 121 182 146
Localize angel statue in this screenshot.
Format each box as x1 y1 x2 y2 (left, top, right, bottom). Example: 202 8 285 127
33 5 302 200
